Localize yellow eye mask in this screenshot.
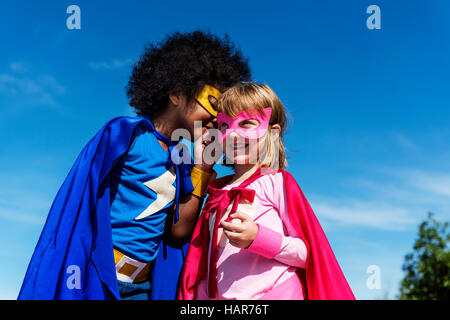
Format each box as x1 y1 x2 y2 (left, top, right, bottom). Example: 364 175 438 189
195 85 221 117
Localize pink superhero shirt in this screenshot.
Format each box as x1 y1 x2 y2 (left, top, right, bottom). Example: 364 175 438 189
196 170 308 300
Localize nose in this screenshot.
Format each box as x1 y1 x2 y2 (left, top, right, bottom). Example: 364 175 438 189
224 130 241 143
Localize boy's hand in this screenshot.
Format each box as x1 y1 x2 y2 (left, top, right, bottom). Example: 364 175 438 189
220 212 258 249
194 128 222 172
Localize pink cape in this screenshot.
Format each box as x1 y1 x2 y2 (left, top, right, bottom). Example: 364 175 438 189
178 170 355 300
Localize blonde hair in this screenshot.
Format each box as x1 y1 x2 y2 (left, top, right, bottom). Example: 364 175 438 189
217 82 288 170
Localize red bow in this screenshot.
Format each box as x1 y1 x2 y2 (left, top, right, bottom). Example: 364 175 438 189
203 186 255 222
203 185 256 298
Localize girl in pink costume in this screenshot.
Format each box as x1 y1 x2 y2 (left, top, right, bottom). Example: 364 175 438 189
179 83 355 300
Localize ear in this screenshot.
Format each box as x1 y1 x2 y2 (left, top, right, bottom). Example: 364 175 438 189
169 93 181 106
270 124 281 139
270 124 281 138
271 124 281 130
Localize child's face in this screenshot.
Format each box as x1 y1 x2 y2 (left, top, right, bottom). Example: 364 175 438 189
218 108 272 166
181 85 221 140
221 122 260 165
183 99 217 139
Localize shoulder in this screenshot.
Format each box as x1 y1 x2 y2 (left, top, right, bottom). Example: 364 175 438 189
82 116 151 153
102 116 151 131
101 116 164 158
94 116 153 144
244 169 284 199
251 168 295 189
251 169 303 202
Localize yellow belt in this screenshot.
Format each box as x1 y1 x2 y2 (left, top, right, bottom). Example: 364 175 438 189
113 248 152 284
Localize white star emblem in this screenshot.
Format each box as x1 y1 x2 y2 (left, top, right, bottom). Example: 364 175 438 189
134 167 176 220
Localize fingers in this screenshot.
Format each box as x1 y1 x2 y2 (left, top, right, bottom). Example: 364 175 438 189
223 229 252 249
229 211 252 222
219 212 258 249
220 211 252 232
223 230 241 241
220 220 245 233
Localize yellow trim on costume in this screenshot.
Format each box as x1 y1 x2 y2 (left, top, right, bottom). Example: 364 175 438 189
114 249 125 265
195 85 221 117
191 166 217 198
113 248 151 283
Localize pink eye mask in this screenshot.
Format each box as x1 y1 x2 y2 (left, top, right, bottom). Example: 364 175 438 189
217 108 272 142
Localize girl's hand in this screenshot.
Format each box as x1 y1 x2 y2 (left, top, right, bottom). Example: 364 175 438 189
220 212 258 249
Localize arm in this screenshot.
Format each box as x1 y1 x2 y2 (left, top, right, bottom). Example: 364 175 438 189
167 164 215 246
168 171 208 246
168 129 220 245
246 223 307 269
246 172 307 268
221 213 307 269
221 173 307 268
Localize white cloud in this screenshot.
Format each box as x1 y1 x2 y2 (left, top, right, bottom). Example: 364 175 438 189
0 208 45 226
405 170 450 198
0 191 48 226
391 132 417 150
9 62 29 74
36 75 67 95
311 197 418 231
0 175 52 227
0 72 66 108
89 58 134 71
309 167 450 231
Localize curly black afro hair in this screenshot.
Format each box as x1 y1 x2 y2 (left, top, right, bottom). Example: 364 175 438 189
126 30 251 118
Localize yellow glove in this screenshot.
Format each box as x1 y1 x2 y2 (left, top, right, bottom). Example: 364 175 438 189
190 166 217 198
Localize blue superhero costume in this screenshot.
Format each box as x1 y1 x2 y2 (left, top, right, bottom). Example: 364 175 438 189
110 125 179 263
18 116 193 300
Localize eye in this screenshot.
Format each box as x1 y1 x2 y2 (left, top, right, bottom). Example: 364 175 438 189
208 95 218 109
238 119 259 129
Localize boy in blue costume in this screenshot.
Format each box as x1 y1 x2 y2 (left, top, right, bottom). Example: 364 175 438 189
18 31 251 300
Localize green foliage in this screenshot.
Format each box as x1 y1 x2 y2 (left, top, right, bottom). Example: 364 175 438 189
399 212 450 300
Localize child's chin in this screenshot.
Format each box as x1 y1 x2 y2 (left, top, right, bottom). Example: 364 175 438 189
229 155 257 166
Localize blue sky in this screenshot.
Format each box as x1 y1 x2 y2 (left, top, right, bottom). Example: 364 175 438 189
1 0 449 299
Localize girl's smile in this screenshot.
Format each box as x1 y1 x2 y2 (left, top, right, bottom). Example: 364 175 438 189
232 140 249 154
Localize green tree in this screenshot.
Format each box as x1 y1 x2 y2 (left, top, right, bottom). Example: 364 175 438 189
399 212 450 300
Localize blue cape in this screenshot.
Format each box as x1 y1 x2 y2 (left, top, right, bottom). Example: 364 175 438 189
18 116 193 300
